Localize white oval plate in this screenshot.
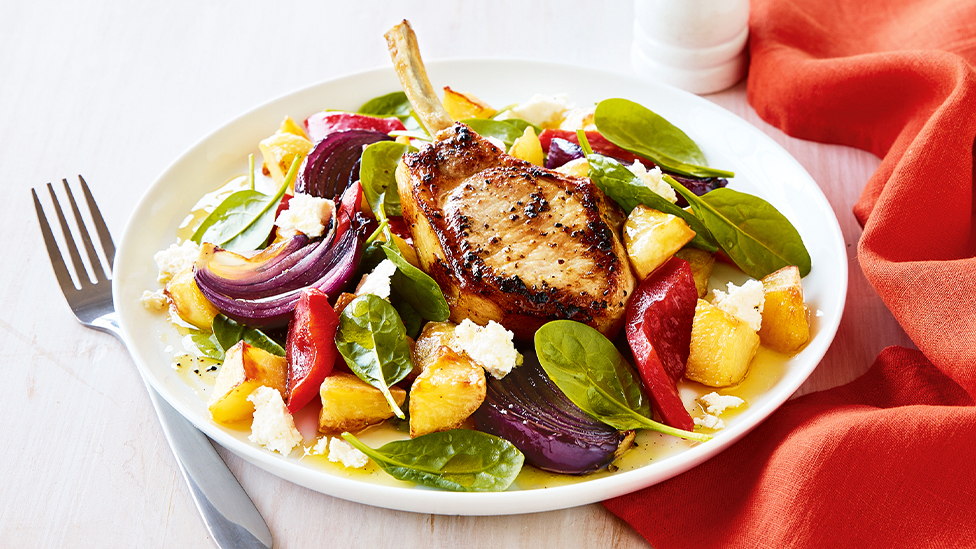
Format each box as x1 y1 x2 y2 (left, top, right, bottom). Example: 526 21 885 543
114 59 847 516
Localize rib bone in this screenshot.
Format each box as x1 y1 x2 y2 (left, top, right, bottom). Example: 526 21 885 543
384 20 453 135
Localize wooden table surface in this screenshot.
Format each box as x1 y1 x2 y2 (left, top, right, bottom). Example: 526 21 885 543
0 1 915 547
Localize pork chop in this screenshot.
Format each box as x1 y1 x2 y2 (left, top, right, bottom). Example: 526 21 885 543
396 123 636 339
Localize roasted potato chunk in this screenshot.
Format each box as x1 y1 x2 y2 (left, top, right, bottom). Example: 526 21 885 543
318 373 406 434
758 266 810 354
509 126 544 166
624 205 696 280
674 247 716 298
208 342 287 425
409 345 486 437
165 267 218 330
259 118 313 187
442 86 497 120
686 299 760 387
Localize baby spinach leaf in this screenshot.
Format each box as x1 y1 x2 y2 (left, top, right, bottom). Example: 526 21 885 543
212 314 285 357
390 291 423 339
534 320 712 442
585 153 718 252
666 176 811 279
191 155 300 251
382 242 450 322
459 118 523 149
360 141 409 218
188 331 224 361
342 430 524 492
594 98 734 179
500 117 542 136
335 295 414 419
358 91 412 118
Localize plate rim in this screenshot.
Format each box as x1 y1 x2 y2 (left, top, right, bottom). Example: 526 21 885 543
113 58 848 515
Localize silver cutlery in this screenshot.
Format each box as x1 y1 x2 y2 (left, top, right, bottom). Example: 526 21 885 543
33 176 273 549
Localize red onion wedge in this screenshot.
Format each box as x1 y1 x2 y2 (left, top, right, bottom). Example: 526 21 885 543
472 352 629 475
194 225 364 329
295 130 393 201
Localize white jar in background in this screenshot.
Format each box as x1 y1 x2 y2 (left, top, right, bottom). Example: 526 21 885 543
631 0 750 94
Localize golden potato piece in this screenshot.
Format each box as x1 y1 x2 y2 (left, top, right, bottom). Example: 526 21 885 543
165 267 218 330
554 157 589 178
624 205 696 280
409 346 486 438
318 373 406 434
674 248 716 298
758 266 810 354
442 86 497 120
208 342 287 425
412 321 459 371
686 299 760 387
509 126 544 166
259 128 312 187
277 115 308 139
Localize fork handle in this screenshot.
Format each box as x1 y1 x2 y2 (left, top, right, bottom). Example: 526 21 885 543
99 315 273 549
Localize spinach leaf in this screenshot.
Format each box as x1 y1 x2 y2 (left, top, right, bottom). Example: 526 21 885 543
358 91 421 132
584 152 718 252
191 155 300 251
594 98 734 179
335 295 414 418
390 291 423 339
382 242 450 322
459 118 523 149
360 141 409 218
501 117 542 136
341 430 524 492
211 314 286 357
358 91 411 116
188 332 224 361
666 177 812 279
534 320 711 442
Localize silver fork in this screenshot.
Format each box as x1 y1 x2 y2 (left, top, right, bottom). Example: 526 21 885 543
33 176 273 549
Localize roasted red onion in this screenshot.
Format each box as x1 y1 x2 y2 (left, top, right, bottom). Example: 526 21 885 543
295 130 393 200
194 227 363 328
472 352 627 475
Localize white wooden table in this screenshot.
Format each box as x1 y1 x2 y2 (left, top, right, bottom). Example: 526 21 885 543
0 1 914 547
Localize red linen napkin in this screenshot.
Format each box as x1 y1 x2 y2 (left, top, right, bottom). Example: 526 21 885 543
604 0 976 546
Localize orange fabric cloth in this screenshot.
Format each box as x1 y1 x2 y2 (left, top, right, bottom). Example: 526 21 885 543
604 0 976 546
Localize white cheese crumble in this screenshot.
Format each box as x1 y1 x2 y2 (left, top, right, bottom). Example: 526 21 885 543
140 289 168 311
310 436 330 456
699 392 745 415
153 240 201 283
355 259 397 300
694 414 725 430
712 280 765 332
247 386 303 456
627 160 678 204
328 437 369 469
452 319 521 379
274 193 335 239
502 93 574 128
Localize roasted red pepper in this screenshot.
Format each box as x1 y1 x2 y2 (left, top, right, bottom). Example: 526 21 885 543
625 257 698 431
285 287 340 413
305 112 406 143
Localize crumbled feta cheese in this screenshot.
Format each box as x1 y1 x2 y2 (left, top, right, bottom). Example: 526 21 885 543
694 414 725 430
627 160 678 204
153 240 201 283
140 289 168 311
503 93 574 128
452 319 521 379
310 436 330 456
558 107 596 132
355 259 397 300
328 437 369 469
699 392 745 415
274 193 335 238
247 386 303 456
712 280 765 332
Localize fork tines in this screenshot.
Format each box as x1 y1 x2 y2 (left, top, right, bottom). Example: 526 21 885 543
32 176 115 292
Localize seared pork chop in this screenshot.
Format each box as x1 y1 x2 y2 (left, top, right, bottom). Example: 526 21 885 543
397 124 636 339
